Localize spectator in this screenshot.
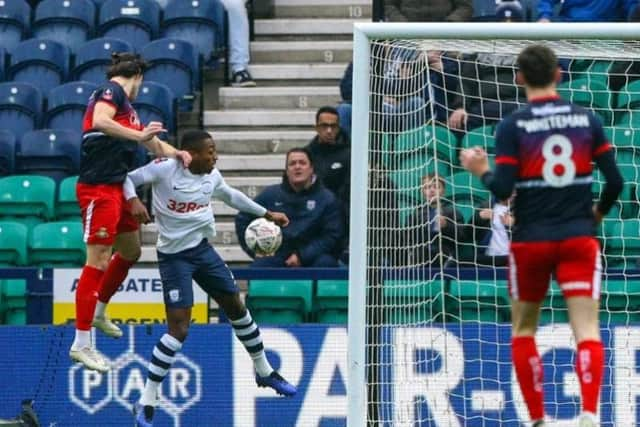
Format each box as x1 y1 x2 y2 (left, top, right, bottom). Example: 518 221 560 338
537 0 637 21
235 148 344 267
468 198 513 267
220 0 255 87
336 62 353 137
405 174 465 266
383 42 458 132
608 8 640 91
384 0 473 22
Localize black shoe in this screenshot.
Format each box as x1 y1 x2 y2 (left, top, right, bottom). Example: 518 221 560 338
231 69 256 87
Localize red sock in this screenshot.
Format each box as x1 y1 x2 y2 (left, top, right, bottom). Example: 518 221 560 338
75 266 104 330
576 340 604 414
98 253 135 304
512 336 544 421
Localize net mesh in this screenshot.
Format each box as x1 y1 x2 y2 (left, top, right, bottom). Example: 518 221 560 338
363 38 640 426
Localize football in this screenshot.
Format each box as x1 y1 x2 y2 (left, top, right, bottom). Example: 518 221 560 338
244 218 282 255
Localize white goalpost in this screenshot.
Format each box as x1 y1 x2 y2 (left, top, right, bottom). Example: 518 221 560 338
348 23 640 427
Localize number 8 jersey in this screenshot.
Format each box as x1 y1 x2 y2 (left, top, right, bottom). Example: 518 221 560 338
494 95 613 242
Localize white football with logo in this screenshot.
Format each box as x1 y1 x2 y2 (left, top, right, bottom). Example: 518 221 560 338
244 218 282 255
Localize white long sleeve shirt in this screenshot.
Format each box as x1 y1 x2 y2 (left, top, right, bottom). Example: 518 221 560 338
123 158 267 254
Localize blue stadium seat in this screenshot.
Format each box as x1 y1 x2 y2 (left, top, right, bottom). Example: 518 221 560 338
0 0 30 51
0 82 43 140
33 0 96 52
0 130 16 177
98 0 160 52
0 48 5 82
133 81 175 134
16 129 81 182
8 39 70 95
45 81 97 131
161 0 224 61
141 38 199 111
72 37 134 83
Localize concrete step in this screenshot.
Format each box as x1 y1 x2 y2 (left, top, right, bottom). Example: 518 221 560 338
255 19 366 36
250 41 353 64
274 0 371 19
204 109 316 128
140 244 251 264
216 154 286 172
249 63 346 85
141 222 241 246
224 175 281 198
219 86 340 109
211 130 315 154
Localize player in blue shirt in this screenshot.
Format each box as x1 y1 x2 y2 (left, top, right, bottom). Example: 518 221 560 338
461 44 623 427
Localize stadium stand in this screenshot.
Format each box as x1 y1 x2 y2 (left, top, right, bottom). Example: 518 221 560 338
133 81 176 134
56 175 80 220
8 39 70 95
247 280 314 324
0 221 28 267
0 0 30 51
315 280 349 324
16 129 81 182
0 82 43 140
98 0 161 52
45 81 97 131
0 129 16 176
28 221 85 267
0 175 56 226
72 37 135 83
32 0 97 52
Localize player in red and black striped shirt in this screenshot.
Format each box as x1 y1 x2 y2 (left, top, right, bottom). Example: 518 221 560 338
461 44 623 427
71 53 191 373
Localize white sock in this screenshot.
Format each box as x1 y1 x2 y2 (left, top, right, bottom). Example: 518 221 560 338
140 380 161 407
252 351 274 378
71 329 91 351
580 412 598 421
94 301 107 318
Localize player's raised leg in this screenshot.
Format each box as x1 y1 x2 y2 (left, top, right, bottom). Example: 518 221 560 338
70 243 111 373
216 291 297 396
558 236 604 427
93 231 141 338
135 306 188 427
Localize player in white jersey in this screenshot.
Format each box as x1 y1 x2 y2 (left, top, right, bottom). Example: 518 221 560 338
122 130 297 427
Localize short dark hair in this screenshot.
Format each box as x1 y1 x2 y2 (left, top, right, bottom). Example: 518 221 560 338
517 44 558 88
422 173 445 189
106 52 149 79
315 106 339 124
181 129 213 152
286 147 314 166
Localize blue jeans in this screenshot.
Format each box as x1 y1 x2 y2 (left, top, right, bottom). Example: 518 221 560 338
220 0 250 72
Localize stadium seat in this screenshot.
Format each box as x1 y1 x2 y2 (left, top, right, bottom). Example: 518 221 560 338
45 81 97 131
604 126 640 150
246 280 313 324
57 175 80 220
0 0 30 51
600 280 640 324
0 130 16 176
0 175 56 223
384 279 446 324
616 80 640 110
461 125 496 153
4 308 27 325
557 78 613 125
616 111 640 128
388 125 458 166
8 39 70 95
315 280 348 324
132 81 175 134
16 129 81 182
29 221 85 266
0 279 27 324
98 0 161 52
72 37 135 84
389 154 451 204
449 280 510 322
161 0 224 61
33 0 96 52
0 82 43 139
605 219 640 261
0 47 5 82
141 38 199 111
447 171 492 204
0 222 28 266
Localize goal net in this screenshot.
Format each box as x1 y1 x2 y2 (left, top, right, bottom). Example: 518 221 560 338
347 23 640 427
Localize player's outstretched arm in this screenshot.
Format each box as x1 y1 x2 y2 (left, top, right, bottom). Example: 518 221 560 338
213 175 268 218
139 130 191 167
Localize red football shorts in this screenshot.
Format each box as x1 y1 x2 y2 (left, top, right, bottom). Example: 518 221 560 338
76 182 139 246
508 236 601 302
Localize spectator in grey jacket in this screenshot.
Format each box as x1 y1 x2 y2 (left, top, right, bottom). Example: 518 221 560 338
385 0 473 22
